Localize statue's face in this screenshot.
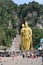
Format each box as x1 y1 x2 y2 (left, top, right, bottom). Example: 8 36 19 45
25 22 28 28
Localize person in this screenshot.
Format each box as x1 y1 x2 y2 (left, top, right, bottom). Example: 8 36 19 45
31 53 34 59
26 52 30 58
41 49 43 65
22 52 26 58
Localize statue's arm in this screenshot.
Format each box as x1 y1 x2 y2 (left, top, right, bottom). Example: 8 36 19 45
29 28 32 36
21 30 23 43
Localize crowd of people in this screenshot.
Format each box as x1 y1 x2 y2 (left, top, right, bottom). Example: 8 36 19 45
22 50 43 59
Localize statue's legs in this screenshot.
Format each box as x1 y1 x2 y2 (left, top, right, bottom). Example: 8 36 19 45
26 41 31 50
23 37 32 50
22 37 25 49
24 39 30 50
24 39 27 50
30 37 33 50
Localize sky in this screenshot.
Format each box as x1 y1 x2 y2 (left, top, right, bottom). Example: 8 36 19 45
12 0 43 5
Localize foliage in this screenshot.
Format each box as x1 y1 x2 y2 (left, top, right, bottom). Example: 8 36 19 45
32 27 43 48
0 0 17 47
18 1 43 30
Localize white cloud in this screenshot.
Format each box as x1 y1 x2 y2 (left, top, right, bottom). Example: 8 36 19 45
12 0 43 4
34 0 43 4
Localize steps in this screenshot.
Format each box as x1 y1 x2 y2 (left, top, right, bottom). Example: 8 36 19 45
11 35 21 50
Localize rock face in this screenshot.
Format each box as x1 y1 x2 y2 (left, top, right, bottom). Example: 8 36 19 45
37 16 43 29
11 35 21 50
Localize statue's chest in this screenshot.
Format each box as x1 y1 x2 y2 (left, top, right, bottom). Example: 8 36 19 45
24 29 29 37
24 28 29 34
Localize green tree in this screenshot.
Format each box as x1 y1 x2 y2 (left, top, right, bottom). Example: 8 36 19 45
0 0 17 47
32 27 43 48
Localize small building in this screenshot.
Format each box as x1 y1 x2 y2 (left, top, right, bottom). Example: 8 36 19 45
40 38 43 49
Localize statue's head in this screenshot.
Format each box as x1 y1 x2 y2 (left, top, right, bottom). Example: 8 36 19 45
25 21 28 28
22 24 24 28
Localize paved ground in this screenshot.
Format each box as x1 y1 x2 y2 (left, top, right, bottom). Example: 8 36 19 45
0 56 42 65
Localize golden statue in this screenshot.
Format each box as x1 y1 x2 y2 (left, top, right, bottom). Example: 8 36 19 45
21 22 33 50
21 24 25 48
